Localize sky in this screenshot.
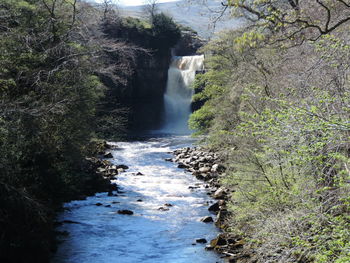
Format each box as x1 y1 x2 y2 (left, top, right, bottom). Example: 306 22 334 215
94 0 180 6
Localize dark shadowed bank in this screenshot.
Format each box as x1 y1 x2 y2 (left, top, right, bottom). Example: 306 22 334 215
0 0 204 262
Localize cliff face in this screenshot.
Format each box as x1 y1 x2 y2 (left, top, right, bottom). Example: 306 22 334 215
172 30 206 56
130 49 171 130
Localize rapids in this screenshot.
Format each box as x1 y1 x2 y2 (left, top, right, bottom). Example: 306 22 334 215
52 136 223 263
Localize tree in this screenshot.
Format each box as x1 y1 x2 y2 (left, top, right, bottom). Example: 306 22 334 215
143 0 159 23
224 0 350 43
151 12 181 49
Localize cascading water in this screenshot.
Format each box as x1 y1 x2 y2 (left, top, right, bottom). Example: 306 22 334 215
162 55 204 134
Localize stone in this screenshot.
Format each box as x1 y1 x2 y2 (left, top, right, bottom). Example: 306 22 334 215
117 209 134 215
158 207 170 211
200 216 214 223
117 168 125 173
208 202 220 213
116 164 129 170
104 152 113 158
177 163 187 169
184 157 193 164
164 203 173 207
136 172 144 176
137 199 143 202
165 158 172 162
196 238 207 244
213 187 227 199
210 234 227 247
97 167 107 174
201 173 212 181
95 203 103 206
211 164 226 173
199 166 211 173
215 210 230 228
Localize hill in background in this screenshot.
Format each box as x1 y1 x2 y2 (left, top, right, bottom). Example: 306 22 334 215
117 0 242 39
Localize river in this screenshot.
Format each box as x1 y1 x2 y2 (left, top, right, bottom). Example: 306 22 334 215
52 135 224 263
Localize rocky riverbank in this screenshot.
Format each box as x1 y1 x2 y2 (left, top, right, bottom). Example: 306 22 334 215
170 147 256 263
79 141 131 199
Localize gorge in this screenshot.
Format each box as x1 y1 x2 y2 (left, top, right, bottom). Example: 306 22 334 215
52 32 221 262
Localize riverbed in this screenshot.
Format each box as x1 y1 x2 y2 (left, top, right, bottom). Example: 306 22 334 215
52 135 223 263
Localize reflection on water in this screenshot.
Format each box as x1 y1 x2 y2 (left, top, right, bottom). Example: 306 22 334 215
52 136 223 263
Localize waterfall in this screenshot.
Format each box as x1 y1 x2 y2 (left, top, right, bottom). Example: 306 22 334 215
162 55 204 134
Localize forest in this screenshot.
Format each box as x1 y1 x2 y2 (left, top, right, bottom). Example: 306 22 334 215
1 0 350 263
190 0 350 262
0 0 180 262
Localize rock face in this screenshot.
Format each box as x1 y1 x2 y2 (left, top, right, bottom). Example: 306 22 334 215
173 30 206 56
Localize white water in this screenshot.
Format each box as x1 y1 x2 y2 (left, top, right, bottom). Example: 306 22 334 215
52 136 223 263
162 55 204 134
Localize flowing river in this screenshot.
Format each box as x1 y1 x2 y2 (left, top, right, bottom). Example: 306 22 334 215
52 135 223 263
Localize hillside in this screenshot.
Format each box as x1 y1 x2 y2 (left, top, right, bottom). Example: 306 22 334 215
118 0 243 39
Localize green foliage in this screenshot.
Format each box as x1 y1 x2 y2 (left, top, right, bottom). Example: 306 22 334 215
0 0 117 261
123 17 152 30
151 13 181 49
192 15 350 261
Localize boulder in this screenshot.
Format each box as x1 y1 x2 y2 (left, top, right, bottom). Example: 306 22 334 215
136 172 144 176
213 187 227 199
208 200 226 212
199 167 211 173
211 164 226 173
215 210 230 228
208 202 220 213
210 234 227 248
196 238 207 244
104 152 113 158
177 163 188 169
117 209 134 215
201 173 212 181
200 216 214 223
97 167 107 174
116 164 129 170
104 141 117 149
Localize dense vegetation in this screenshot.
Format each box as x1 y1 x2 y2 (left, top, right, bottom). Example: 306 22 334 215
190 1 350 262
0 1 181 262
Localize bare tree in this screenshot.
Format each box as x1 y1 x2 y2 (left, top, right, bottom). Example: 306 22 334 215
143 0 159 23
220 0 350 42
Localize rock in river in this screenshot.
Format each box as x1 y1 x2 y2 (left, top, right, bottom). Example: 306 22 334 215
104 152 113 158
200 216 214 223
196 238 207 244
117 209 134 215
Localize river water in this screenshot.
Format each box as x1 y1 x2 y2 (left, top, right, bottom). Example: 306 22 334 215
52 135 223 263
